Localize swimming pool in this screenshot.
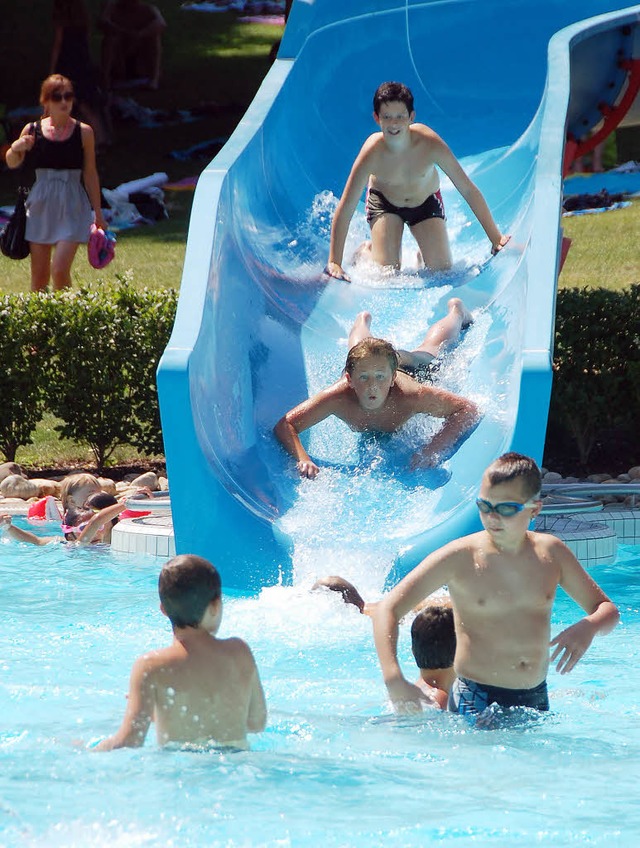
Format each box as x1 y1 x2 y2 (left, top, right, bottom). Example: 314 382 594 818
1 527 639 846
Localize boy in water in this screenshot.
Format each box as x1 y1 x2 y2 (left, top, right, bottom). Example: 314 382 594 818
372 453 619 719
274 298 480 478
326 81 509 281
311 576 454 709
411 603 457 710
94 555 266 750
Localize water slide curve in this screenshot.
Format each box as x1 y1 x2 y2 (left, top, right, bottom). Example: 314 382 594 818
157 0 640 590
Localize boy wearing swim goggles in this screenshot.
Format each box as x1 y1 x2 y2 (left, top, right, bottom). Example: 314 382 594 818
372 452 619 723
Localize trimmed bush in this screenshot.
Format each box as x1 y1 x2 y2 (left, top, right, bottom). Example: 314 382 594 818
43 281 177 468
0 284 176 469
546 285 640 470
0 293 54 461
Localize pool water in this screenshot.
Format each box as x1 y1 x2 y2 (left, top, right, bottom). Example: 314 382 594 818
1 528 639 847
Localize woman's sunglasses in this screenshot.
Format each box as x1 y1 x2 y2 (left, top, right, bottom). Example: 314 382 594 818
50 91 75 102
476 498 539 517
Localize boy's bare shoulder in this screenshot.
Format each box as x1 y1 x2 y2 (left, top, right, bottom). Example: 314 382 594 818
217 635 253 654
530 529 575 559
410 122 442 143
427 531 482 567
360 131 385 160
448 530 485 555
215 637 259 674
135 645 179 673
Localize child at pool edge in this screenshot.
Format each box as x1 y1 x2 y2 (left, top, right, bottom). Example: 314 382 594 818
312 577 455 709
274 298 480 478
372 452 619 719
93 554 267 751
0 486 152 545
325 81 510 282
0 495 126 545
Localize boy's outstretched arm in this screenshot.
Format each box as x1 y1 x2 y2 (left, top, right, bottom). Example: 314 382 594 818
550 542 619 674
0 514 51 546
373 551 453 712
274 386 342 478
77 501 127 545
410 387 481 469
94 656 154 751
327 145 373 281
431 136 509 254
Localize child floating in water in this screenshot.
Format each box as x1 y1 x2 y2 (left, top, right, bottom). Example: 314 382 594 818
274 298 480 478
94 554 267 750
325 80 509 281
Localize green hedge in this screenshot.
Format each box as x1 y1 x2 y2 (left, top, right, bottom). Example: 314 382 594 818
546 285 640 471
0 281 177 468
0 284 637 473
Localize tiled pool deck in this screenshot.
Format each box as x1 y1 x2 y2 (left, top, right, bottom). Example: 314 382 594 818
109 503 640 568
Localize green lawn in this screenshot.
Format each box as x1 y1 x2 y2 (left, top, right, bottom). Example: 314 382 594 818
560 199 639 290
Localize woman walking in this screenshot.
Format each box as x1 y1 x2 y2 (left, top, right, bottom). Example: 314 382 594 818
4 74 106 291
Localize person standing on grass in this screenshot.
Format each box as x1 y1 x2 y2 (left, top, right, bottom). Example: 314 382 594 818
5 75 107 291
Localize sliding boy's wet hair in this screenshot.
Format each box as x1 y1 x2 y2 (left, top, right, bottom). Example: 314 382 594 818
373 81 414 115
483 452 542 500
344 338 399 376
411 605 456 670
159 554 222 629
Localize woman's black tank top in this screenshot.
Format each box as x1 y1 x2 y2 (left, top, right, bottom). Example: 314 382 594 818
30 120 84 170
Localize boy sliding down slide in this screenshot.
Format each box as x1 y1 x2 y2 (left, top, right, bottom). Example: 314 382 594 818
326 81 509 282
372 453 619 724
274 298 480 478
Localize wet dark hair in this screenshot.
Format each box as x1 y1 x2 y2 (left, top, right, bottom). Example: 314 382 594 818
484 452 542 500
311 575 365 613
84 492 120 528
84 492 118 510
159 555 222 629
373 81 414 116
344 338 398 376
411 606 456 669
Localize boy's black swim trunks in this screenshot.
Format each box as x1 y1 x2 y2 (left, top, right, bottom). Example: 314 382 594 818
366 187 446 227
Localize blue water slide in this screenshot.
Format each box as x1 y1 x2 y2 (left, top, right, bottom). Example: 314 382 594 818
157 0 640 590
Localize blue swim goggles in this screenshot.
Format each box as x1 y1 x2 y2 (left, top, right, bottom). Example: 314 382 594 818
475 498 539 517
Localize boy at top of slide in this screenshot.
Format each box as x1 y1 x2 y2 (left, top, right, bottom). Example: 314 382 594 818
326 81 509 282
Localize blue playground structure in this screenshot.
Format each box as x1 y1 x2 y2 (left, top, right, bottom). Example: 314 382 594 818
157 0 640 590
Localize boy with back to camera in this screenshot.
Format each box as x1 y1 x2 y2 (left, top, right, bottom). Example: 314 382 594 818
411 603 457 710
326 81 510 281
274 298 480 478
372 452 619 720
94 555 267 750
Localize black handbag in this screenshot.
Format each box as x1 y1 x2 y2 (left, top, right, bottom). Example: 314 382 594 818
0 186 30 260
0 123 35 261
